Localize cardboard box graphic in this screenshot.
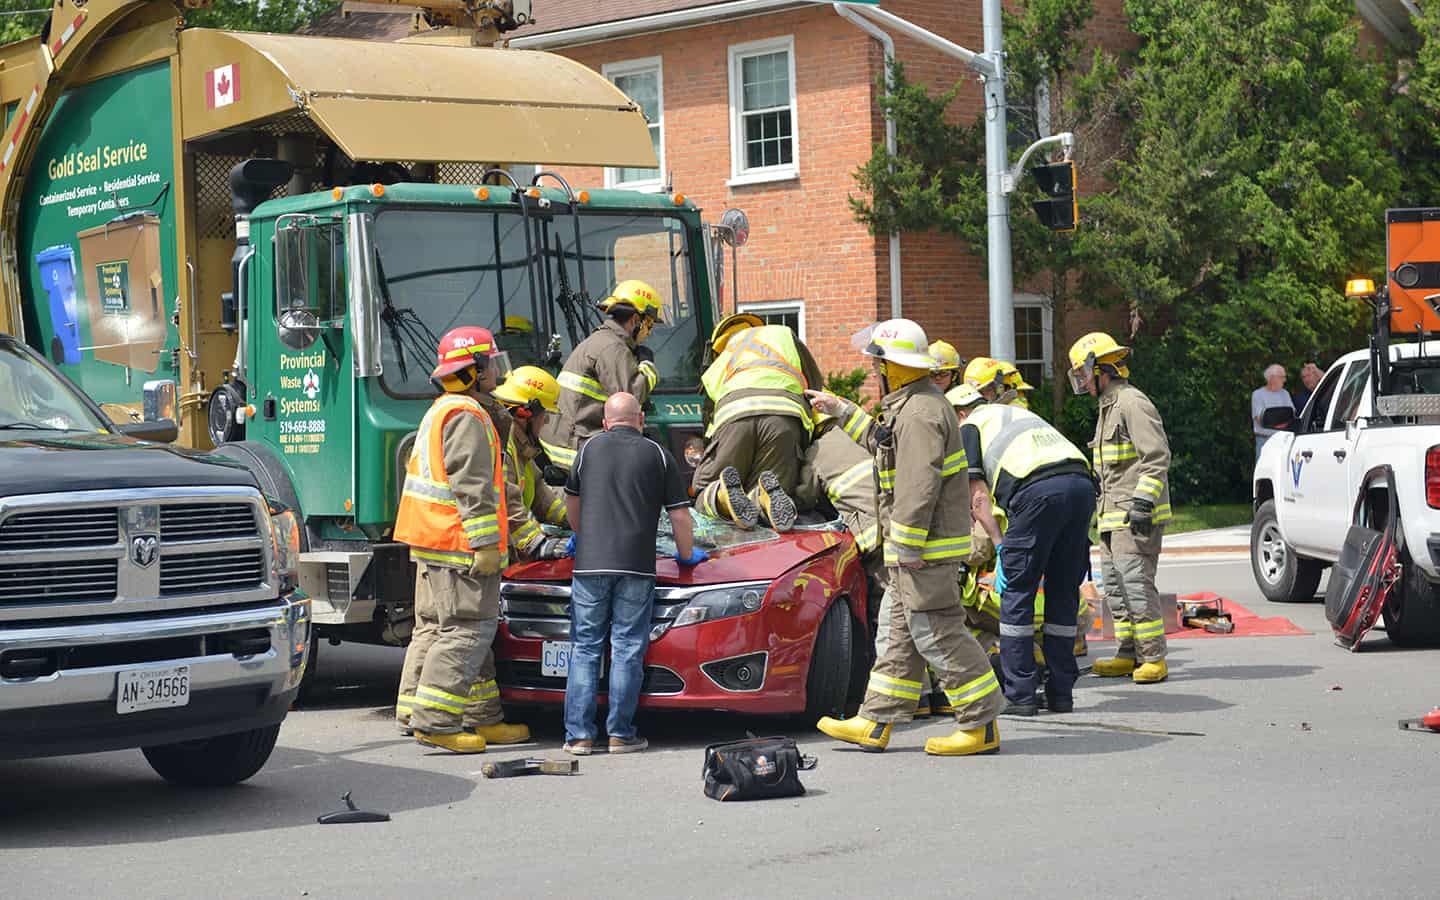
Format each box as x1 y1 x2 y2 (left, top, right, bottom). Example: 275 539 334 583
77 214 165 372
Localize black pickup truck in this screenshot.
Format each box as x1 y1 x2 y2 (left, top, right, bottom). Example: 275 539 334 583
0 333 309 785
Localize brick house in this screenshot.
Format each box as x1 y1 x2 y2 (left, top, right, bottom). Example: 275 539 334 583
313 1 1416 388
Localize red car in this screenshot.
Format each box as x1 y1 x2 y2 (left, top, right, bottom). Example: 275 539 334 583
495 521 871 717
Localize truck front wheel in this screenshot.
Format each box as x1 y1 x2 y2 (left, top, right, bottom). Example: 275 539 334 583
142 724 282 787
1383 556 1440 646
1251 500 1324 603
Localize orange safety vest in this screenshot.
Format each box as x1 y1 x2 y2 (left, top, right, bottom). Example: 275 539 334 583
395 394 509 567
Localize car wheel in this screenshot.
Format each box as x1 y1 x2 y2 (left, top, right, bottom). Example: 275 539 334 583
1251 500 1324 602
804 600 854 721
142 724 282 787
1383 554 1440 646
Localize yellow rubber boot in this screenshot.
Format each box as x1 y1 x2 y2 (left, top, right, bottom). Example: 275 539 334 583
472 722 531 744
699 467 759 529
416 730 487 753
817 715 892 752
924 720 1000 756
750 471 797 532
1091 657 1137 677
1132 660 1169 684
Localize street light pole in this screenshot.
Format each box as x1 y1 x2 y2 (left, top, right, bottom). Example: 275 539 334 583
980 0 1014 362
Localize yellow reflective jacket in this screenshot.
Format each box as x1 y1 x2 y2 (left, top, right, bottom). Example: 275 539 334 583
700 326 822 437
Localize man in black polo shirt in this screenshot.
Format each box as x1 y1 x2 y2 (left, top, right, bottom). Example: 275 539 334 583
562 392 706 755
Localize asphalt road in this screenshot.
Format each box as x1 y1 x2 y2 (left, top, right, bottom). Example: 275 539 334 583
5 553 1440 898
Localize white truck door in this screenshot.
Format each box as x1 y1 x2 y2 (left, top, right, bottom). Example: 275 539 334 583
1281 363 1349 556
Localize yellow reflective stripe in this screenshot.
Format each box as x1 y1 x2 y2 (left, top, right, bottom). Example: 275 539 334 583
855 523 879 552
396 694 416 714
1133 619 1166 638
402 474 458 507
412 687 466 715
877 468 896 490
544 495 567 525
463 515 500 540
512 520 543 547
828 460 872 501
1135 476 1164 499
1113 621 1135 639
540 440 576 467
868 672 923 700
559 371 609 402
945 669 1000 706
639 361 659 390
842 406 871 441
1153 503 1172 523
920 535 971 560
1098 511 1128 530
941 449 968 477
890 522 928 547
443 342 493 360
1095 442 1138 463
411 547 474 566
468 680 501 702
709 395 813 433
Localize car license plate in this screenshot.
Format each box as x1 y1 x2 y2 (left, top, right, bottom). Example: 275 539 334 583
540 641 604 678
116 665 191 715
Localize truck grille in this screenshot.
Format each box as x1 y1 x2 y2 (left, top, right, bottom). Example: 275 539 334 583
0 508 119 551
160 504 258 541
0 488 273 620
161 549 266 596
0 559 120 604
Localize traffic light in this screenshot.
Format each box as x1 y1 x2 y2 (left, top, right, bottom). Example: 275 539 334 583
1031 160 1077 232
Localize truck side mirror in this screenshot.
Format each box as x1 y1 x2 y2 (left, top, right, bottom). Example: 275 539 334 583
143 379 178 425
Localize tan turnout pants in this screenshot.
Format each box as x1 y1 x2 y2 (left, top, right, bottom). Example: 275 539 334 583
1100 527 1167 662
395 563 503 734
691 414 806 497
860 563 1002 728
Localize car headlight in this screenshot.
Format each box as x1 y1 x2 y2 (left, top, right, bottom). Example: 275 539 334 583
670 584 767 630
266 497 302 594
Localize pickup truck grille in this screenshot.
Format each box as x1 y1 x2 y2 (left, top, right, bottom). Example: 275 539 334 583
0 488 273 620
0 508 119 551
160 504 258 541
0 559 120 604
161 549 265 596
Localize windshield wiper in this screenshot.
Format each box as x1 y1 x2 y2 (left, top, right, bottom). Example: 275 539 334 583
0 420 72 431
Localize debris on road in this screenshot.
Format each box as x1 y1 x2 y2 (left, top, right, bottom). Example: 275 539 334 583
317 791 391 824
481 758 580 778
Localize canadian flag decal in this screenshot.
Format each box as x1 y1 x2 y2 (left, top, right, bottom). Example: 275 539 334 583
206 64 239 110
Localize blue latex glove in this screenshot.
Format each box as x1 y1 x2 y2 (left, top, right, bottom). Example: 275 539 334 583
675 547 709 566
564 534 577 557
993 546 1007 595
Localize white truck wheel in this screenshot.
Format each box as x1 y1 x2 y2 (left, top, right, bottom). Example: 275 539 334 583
1251 500 1324 603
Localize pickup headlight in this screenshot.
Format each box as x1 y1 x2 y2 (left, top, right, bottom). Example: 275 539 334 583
670 583 767 630
266 497 302 594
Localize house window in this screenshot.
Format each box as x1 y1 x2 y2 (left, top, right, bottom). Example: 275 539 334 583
738 300 804 341
604 57 663 190
1013 294 1052 388
728 36 798 185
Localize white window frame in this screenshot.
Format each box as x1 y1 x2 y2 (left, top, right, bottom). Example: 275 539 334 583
727 35 799 187
603 56 665 192
1013 293 1053 384
738 299 805 342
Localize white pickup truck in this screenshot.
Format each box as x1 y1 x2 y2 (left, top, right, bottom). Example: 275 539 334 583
1251 342 1440 644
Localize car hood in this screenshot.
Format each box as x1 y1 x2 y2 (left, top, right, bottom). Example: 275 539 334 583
505 528 853 587
0 432 258 496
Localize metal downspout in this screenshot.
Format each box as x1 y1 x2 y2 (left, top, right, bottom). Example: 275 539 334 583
834 3 902 319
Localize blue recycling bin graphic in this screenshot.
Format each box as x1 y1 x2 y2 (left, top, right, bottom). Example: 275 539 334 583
36 244 82 364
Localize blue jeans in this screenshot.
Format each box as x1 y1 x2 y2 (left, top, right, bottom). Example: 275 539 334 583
564 573 656 742
997 473 1097 704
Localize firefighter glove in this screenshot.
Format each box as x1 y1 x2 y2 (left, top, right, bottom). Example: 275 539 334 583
1126 498 1155 537
471 544 503 577
634 344 656 364
993 547 1008 595
537 537 570 560
565 534 577 557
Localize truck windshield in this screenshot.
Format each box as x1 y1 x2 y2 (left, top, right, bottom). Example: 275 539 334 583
371 208 702 398
0 343 106 433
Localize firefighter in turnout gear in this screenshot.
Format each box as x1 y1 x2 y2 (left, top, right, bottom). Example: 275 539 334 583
929 340 964 392
394 327 529 753
1069 332 1172 684
809 319 1002 756
495 366 571 562
539 279 665 470
693 315 824 532
952 382 1095 714
795 411 938 716
995 360 1035 409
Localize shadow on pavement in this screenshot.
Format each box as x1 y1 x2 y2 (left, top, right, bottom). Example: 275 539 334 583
1175 664 1320 681
0 743 475 849
994 730 1172 755
1081 689 1234 715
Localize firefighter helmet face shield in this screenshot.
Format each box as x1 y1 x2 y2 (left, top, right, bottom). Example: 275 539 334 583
1068 355 1096 395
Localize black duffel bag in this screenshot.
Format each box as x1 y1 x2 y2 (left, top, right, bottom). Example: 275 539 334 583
703 736 816 802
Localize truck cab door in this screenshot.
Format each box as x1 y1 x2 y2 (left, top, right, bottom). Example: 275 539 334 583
1281 363 1347 558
